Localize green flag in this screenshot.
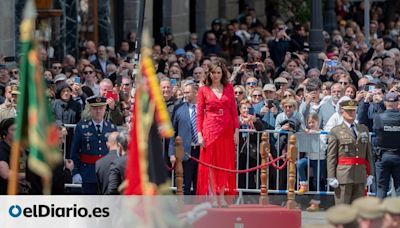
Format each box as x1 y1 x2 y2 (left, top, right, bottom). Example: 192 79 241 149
9 0 61 195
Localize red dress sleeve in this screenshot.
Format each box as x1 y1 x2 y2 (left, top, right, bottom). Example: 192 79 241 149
197 86 205 133
228 84 239 129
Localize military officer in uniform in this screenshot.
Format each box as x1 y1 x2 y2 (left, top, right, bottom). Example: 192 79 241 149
326 204 359 228
381 197 400 228
352 197 384 228
71 96 117 194
373 92 400 199
327 99 374 204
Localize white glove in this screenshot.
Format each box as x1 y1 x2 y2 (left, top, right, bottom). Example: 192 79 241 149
72 174 82 184
327 178 339 188
366 175 374 186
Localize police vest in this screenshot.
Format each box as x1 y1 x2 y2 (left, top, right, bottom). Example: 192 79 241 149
375 110 400 149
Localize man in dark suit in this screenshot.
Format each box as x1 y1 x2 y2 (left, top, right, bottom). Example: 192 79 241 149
169 82 200 195
91 45 111 77
71 96 118 194
107 131 128 194
96 131 119 194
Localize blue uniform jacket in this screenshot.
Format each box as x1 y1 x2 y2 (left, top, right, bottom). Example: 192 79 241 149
71 119 117 183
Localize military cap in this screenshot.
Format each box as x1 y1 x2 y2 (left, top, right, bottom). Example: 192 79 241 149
382 197 400 214
326 204 358 225
87 96 107 107
10 85 20 95
339 99 358 110
384 92 399 102
352 197 384 220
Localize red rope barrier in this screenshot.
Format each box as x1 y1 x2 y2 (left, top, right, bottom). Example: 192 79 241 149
188 154 288 174
268 153 289 170
164 162 176 172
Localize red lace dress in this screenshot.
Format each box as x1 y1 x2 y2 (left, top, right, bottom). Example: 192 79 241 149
196 84 239 195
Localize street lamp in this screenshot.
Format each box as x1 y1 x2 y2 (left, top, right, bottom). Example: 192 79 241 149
308 0 324 68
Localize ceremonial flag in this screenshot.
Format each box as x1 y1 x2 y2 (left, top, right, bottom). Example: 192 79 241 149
8 0 61 195
125 31 173 195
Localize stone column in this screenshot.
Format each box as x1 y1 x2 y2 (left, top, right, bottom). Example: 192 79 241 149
219 0 239 20
64 0 79 58
123 0 153 42
170 0 190 47
308 0 324 68
252 0 266 25
196 0 219 44
0 0 17 57
324 0 337 34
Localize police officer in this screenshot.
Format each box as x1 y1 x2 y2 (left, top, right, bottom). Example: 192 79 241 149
373 92 400 199
327 99 374 204
71 96 117 194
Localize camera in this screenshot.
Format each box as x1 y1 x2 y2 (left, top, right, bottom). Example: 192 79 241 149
246 63 257 70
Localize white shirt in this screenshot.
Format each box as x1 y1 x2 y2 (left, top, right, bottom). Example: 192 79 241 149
92 120 104 133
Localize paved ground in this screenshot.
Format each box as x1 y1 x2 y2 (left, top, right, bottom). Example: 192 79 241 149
301 211 328 226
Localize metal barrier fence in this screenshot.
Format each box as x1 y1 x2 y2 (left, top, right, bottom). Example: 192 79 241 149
62 124 379 196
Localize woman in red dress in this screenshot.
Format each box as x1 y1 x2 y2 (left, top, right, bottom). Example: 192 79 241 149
196 61 239 205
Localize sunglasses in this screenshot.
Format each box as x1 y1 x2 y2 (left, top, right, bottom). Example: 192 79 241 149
339 81 348 85
10 71 19 75
122 107 131 111
52 66 62 69
235 91 243 95
252 94 263 98
246 82 257 86
283 94 293 98
284 105 294 109
122 83 131 86
83 71 93 75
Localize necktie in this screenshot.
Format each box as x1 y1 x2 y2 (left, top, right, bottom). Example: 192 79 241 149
350 124 357 137
96 124 101 134
190 105 198 144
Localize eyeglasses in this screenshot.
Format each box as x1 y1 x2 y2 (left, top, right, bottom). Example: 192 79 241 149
283 94 293 98
252 94 263 98
83 71 93 75
339 81 349 85
233 64 241 67
52 66 62 69
246 82 257 86
235 91 243 95
284 105 294 109
122 83 131 86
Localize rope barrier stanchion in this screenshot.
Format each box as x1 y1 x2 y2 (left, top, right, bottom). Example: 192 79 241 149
175 136 184 196
259 132 269 205
286 134 298 209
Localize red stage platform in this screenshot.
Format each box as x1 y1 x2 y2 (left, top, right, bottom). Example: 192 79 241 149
193 204 301 228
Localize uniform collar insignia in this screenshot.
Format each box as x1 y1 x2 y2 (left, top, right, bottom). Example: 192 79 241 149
88 121 92 126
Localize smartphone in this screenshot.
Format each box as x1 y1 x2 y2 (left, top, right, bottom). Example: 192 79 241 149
261 51 267 61
275 83 281 91
248 106 255 115
246 63 257 70
327 60 338 67
267 100 273 109
106 90 119 101
368 85 375 92
170 79 177 87
74 77 81 84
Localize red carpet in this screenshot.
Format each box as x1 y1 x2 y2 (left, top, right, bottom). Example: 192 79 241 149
193 204 301 228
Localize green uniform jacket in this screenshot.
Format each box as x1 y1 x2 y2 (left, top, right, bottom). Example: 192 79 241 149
327 123 374 184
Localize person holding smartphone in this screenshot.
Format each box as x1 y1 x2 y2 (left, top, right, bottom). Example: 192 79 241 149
253 84 280 130
268 20 298 66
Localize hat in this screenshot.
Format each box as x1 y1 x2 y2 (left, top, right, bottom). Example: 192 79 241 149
10 85 20 95
263 84 276 92
175 48 185 56
87 96 107 107
339 99 358 110
212 18 221 25
54 73 67 83
382 197 400 214
326 204 358 225
352 197 384 220
384 92 399 102
274 77 288 84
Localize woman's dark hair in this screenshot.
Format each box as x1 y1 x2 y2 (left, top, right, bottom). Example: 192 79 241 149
0 118 15 138
204 61 229 86
81 86 94 98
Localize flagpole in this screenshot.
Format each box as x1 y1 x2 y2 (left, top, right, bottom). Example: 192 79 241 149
7 143 21 195
133 0 146 75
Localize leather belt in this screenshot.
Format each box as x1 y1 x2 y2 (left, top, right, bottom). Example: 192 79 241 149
338 157 370 175
80 154 104 164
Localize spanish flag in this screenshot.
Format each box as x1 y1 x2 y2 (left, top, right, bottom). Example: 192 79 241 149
125 31 173 195
8 0 61 195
